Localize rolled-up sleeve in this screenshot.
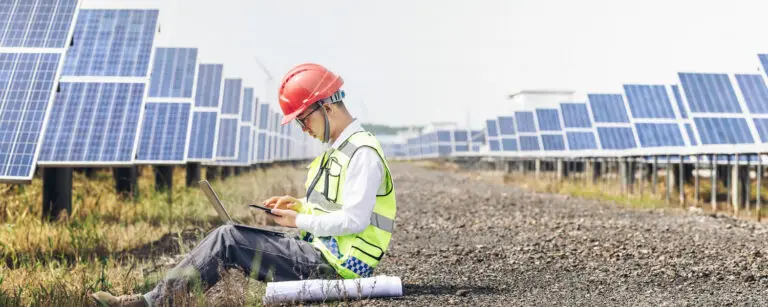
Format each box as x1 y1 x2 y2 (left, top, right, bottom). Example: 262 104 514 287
296 147 383 237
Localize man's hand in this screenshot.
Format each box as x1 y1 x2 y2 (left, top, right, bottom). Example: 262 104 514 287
262 195 301 211
270 208 298 228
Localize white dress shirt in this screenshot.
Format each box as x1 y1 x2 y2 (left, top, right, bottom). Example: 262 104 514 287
295 120 384 237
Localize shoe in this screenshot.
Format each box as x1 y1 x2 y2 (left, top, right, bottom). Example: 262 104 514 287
90 291 149 307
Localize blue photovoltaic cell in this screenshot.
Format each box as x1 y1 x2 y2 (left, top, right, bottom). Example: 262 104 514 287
536 109 562 131
735 74 768 114
519 136 539 151
752 118 768 143
221 79 242 115
566 132 597 150
259 105 270 129
515 111 536 132
623 85 675 119
137 103 191 161
541 134 565 151
0 53 61 178
485 119 498 137
684 123 697 146
438 131 451 142
471 130 485 143
497 116 515 135
40 82 144 162
63 9 159 77
187 111 217 160
560 103 592 128
501 138 517 151
454 131 468 142
216 118 238 158
257 132 267 161
692 117 753 145
241 87 253 122
235 125 250 164
596 127 636 150
588 94 629 123
0 0 78 48
194 64 223 107
489 140 500 152
635 123 684 147
678 73 742 113
671 85 688 119
760 54 768 78
439 145 452 156
148 48 197 98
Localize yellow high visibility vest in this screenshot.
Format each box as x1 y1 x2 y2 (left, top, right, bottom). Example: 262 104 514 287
298 131 396 278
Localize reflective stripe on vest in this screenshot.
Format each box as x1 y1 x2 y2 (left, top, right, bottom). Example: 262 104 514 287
338 140 388 195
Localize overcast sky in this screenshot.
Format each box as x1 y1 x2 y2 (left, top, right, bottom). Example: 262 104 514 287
90 0 768 129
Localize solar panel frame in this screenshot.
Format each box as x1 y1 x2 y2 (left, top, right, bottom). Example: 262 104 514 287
0 1 81 182
585 93 642 157
38 8 160 167
558 102 601 157
136 47 199 165
620 84 694 156
187 63 223 162
678 72 763 154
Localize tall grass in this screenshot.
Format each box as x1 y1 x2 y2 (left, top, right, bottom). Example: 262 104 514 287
0 165 305 305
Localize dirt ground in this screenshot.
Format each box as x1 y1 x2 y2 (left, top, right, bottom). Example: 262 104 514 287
362 163 768 306
172 162 768 306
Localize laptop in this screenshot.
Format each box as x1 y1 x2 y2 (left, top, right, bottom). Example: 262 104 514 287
197 180 289 236
198 180 236 225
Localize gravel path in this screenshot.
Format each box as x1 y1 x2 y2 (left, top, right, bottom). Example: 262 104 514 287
365 163 768 306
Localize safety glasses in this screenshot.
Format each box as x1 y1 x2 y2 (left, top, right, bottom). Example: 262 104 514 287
295 104 322 129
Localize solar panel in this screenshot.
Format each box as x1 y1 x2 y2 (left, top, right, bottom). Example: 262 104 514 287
559 102 599 153
678 73 742 113
187 111 217 160
148 48 197 98
519 136 540 151
496 116 517 152
588 94 629 123
635 123 685 147
484 119 500 153
623 85 675 119
453 130 469 153
541 134 565 151
515 111 536 132
136 102 191 162
535 109 562 131
684 123 698 146
221 78 242 115
216 118 238 159
62 9 158 77
671 85 688 119
596 127 637 150
760 54 768 78
0 1 79 181
194 64 223 107
566 132 597 150
241 87 253 122
560 103 591 128
40 82 145 163
39 9 159 166
219 125 250 166
0 0 79 48
679 72 761 153
735 74 768 114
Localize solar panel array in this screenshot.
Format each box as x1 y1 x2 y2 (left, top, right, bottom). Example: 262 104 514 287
0 0 79 181
0 5 322 183
394 55 768 161
39 9 159 166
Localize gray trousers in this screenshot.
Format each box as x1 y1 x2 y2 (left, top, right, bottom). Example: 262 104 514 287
145 224 336 304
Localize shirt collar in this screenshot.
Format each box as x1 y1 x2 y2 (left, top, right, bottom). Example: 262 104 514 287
330 119 363 149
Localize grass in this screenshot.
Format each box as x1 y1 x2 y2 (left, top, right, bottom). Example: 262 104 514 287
0 165 305 306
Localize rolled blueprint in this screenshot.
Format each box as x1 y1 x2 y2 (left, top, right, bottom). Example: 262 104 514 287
262 275 403 304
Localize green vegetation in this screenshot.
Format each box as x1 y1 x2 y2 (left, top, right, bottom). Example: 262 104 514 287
0 166 304 306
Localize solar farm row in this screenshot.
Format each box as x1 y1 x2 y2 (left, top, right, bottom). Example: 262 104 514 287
384 55 768 163
0 1 322 183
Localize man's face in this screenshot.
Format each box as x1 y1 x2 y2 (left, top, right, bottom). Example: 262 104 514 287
296 103 325 141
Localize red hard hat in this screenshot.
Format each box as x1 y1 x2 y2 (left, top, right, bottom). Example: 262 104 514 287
278 63 344 125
